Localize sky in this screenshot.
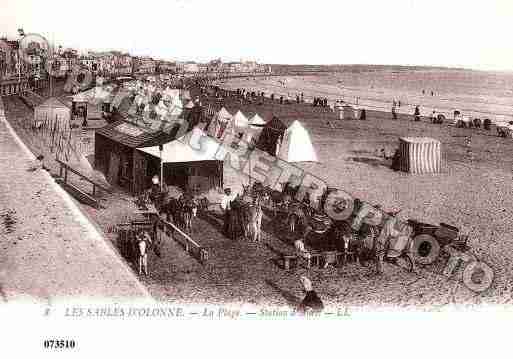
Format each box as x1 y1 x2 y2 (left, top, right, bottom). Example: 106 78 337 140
1 0 513 71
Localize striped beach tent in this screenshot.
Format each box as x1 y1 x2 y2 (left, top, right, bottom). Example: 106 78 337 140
207 106 233 139
398 137 441 174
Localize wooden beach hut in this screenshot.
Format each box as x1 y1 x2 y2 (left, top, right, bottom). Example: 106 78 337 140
397 137 442 174
94 119 180 193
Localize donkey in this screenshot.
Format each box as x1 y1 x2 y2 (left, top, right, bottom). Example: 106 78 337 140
135 231 152 276
238 185 264 242
178 192 198 232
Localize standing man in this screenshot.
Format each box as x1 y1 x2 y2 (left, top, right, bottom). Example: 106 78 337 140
430 110 437 123
220 188 234 237
149 175 161 204
391 101 397 120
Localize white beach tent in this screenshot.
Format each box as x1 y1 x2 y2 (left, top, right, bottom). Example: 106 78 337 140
249 113 266 127
277 120 318 163
233 110 249 131
245 113 266 142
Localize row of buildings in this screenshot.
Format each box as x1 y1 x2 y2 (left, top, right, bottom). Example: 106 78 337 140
1 32 272 96
1 37 271 79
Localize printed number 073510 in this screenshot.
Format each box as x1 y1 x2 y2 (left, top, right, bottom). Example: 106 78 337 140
43 339 76 349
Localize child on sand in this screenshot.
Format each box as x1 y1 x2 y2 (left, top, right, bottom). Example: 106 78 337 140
297 276 324 313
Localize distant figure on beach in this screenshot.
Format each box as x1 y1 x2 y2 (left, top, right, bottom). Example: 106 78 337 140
296 95 300 103
398 100 401 107
414 106 421 121
422 89 425 95
431 91 434 96
392 103 397 120
301 92 304 102
279 96 283 104
430 110 436 123
271 93 274 101
360 108 366 120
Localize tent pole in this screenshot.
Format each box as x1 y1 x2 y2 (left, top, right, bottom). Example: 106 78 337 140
159 145 163 192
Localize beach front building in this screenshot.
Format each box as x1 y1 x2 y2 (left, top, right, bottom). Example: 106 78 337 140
77 51 133 77
133 56 157 75
0 38 49 95
183 62 200 73
79 55 100 74
157 61 177 74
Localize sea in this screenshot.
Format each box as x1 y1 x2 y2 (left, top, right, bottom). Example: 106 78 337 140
219 68 513 126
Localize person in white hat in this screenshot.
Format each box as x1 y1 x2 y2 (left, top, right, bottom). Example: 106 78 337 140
149 175 161 204
298 275 324 313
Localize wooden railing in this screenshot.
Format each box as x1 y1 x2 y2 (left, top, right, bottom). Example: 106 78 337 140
159 219 208 263
55 159 111 208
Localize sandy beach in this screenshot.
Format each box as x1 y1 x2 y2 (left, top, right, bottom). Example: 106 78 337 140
2 75 513 309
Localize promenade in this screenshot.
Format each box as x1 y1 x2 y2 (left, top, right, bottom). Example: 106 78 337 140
0 97 151 303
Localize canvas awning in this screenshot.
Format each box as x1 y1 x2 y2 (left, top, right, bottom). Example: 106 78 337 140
138 127 220 163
